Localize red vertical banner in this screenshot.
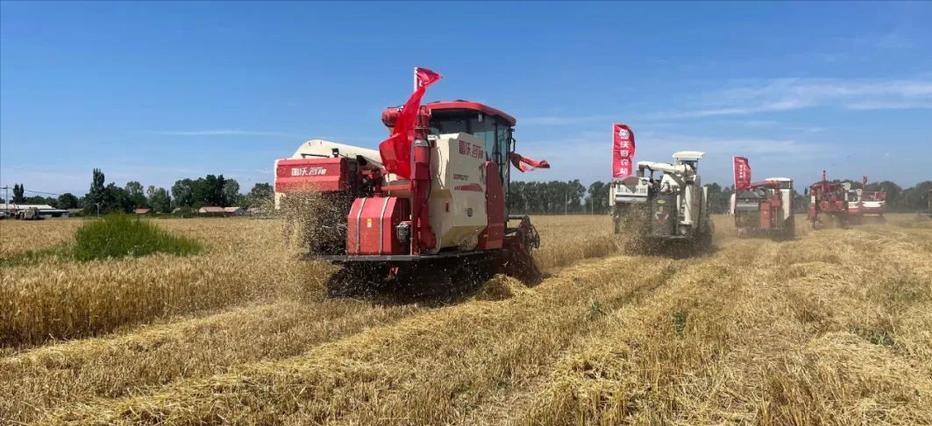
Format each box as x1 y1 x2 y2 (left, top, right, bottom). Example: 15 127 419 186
612 123 635 178
734 156 751 191
378 67 442 179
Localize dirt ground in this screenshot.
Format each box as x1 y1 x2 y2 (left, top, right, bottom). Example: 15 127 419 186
1 214 930 425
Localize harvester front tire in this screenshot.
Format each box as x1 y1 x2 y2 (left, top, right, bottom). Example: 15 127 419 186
326 264 386 297
781 216 796 240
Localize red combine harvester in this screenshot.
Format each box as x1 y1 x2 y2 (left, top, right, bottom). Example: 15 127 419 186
274 68 549 289
808 172 887 228
730 156 795 239
848 177 887 223
808 171 850 228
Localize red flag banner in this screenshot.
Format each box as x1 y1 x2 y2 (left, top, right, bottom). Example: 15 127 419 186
509 152 550 172
612 123 635 178
415 67 441 89
378 67 442 178
734 156 751 191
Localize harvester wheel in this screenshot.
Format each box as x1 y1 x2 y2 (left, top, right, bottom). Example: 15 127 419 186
695 229 713 250
781 216 796 240
836 216 849 229
326 263 386 297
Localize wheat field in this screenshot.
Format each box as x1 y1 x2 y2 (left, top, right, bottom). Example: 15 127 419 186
1 214 930 425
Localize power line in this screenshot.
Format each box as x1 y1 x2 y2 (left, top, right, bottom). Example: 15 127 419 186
23 189 61 196
0 186 62 200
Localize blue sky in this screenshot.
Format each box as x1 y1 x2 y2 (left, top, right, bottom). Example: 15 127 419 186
2 1 931 197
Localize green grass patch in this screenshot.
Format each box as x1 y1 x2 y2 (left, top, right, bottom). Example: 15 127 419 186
72 214 202 261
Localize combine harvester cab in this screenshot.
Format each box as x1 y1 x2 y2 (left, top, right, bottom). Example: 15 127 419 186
730 156 795 239
732 179 795 239
808 171 849 228
274 69 549 288
610 149 713 247
848 177 887 224
807 171 884 228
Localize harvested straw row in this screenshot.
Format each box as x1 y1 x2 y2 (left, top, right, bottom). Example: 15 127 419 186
512 240 771 425
515 225 932 425
0 299 421 424
40 254 686 424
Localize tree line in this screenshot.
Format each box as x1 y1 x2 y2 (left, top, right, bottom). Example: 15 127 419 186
4 169 274 215
507 179 932 215
507 180 742 215
6 171 930 215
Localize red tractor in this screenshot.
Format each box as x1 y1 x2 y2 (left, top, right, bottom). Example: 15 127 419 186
848 177 887 223
808 171 850 228
732 179 796 239
274 69 549 291
731 156 795 239
808 172 887 228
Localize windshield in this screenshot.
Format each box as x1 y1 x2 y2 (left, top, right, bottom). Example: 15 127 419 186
430 111 512 187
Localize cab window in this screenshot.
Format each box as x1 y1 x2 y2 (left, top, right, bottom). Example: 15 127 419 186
430 112 511 185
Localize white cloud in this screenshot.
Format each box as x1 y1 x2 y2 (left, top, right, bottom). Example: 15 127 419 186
521 115 617 126
654 77 932 119
845 100 932 110
156 129 296 137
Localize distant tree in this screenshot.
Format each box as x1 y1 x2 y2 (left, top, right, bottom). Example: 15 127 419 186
213 174 228 206
565 179 586 213
171 178 195 208
146 186 172 213
125 181 148 208
507 181 526 213
104 183 134 213
190 174 226 207
83 169 107 214
57 193 80 209
246 182 274 207
706 183 735 214
222 179 242 206
865 181 902 210
507 180 589 214
793 189 808 214
12 184 25 203
24 195 55 205
899 181 932 212
586 181 611 214
190 179 207 207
